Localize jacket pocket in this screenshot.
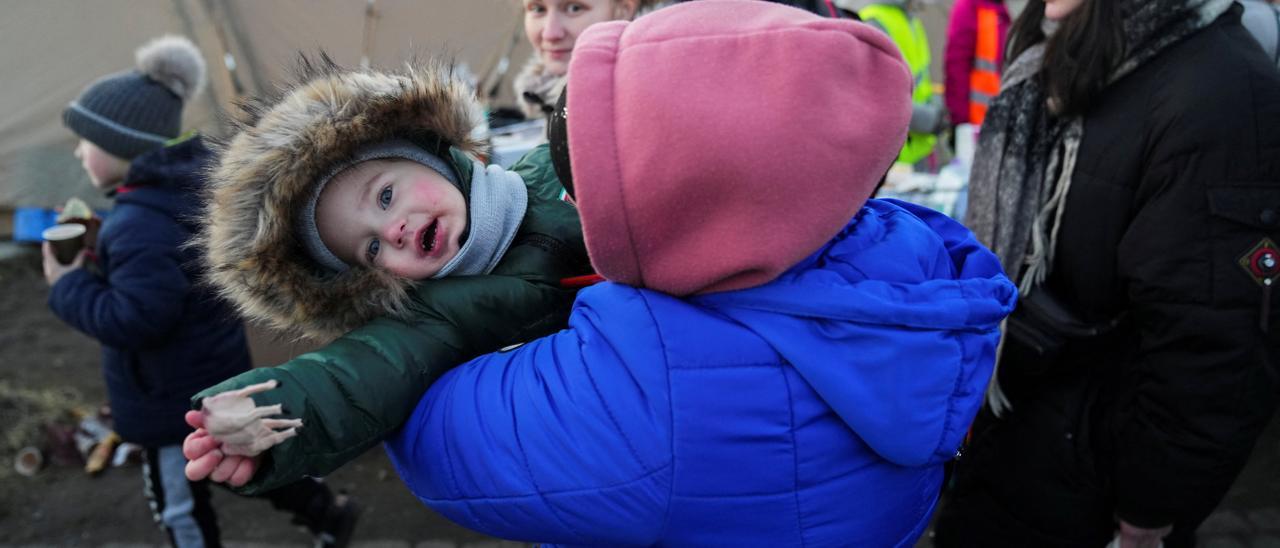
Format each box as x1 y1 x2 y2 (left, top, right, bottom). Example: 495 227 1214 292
1207 186 1280 231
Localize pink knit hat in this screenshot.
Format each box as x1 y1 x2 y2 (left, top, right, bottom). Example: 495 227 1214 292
567 0 913 296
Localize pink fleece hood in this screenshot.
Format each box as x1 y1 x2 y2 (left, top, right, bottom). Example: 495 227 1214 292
566 0 913 296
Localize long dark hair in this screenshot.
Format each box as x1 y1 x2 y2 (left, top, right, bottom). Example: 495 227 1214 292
1007 0 1125 117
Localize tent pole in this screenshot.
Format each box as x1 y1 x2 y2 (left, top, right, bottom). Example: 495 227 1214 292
172 0 227 124
361 0 379 70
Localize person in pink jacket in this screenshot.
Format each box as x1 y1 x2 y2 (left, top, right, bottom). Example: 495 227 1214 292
944 0 1012 126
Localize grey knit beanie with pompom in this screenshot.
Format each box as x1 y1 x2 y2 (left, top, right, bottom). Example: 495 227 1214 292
63 35 206 159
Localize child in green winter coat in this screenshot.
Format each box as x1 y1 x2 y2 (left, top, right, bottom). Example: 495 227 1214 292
182 57 588 493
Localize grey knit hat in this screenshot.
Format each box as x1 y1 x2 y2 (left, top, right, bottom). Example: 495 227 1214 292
63 35 206 160
297 139 462 273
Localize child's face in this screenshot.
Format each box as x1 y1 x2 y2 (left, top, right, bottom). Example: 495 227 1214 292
315 159 467 279
74 139 128 190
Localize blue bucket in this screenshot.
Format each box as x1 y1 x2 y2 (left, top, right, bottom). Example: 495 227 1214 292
13 207 59 243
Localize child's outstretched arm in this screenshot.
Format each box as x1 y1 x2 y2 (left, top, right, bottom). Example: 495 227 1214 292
192 274 574 495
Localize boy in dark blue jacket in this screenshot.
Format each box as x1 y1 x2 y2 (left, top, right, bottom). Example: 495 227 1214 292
42 35 355 548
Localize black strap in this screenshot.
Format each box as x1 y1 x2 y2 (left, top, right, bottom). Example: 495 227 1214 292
547 90 574 200
517 232 590 275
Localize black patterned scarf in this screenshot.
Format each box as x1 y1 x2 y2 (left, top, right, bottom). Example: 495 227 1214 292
965 0 1234 296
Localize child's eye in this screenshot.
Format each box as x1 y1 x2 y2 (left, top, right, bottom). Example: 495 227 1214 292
565 3 585 14
366 239 380 263
378 185 392 209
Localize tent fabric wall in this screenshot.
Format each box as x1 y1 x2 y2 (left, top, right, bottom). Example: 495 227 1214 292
0 0 199 209
0 0 530 209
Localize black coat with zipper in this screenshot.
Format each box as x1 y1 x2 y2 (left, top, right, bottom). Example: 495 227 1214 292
936 5 1280 547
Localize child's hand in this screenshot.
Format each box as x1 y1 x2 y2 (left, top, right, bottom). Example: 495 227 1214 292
183 410 260 486
200 380 302 457
41 242 86 285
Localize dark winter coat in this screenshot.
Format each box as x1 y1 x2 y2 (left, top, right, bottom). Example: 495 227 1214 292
936 7 1280 547
49 137 252 448
191 60 588 495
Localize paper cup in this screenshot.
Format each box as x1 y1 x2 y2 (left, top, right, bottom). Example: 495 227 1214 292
14 446 44 477
42 223 87 265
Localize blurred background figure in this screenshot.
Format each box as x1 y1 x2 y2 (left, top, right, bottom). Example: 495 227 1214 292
488 0 652 166
514 0 646 120
935 0 1280 547
836 0 946 167
943 0 1012 128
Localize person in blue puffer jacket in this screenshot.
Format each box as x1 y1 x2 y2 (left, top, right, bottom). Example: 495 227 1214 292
386 1 1017 546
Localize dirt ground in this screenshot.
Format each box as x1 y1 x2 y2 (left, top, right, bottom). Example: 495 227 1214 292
1 243 1277 546
0 247 507 545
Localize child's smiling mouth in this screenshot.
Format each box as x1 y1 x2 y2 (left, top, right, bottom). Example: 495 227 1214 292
419 219 440 257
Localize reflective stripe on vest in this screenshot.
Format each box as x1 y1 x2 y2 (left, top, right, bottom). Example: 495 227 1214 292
962 4 1003 124
969 4 1002 125
859 3 936 164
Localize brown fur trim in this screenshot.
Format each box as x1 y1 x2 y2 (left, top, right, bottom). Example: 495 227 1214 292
194 55 484 340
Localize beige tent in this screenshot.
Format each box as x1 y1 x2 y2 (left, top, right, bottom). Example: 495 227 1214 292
0 0 536 213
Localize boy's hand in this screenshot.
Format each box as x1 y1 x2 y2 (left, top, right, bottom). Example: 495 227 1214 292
42 242 86 285
184 410 260 486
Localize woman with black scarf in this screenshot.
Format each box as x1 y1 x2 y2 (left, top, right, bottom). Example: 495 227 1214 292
933 0 1280 547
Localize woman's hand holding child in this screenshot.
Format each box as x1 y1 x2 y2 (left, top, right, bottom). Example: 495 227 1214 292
183 381 299 485
183 410 261 485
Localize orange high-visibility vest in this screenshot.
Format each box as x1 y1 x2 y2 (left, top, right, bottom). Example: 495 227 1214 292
969 4 1002 125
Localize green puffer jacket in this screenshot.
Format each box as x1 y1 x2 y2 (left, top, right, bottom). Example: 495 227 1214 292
191 58 587 494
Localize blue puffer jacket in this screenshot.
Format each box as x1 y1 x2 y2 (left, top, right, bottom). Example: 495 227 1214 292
388 200 1016 547
49 137 252 448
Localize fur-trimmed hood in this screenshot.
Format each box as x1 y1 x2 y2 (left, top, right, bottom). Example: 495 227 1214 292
198 56 486 341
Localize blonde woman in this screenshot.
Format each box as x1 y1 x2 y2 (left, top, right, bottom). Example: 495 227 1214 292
514 0 646 118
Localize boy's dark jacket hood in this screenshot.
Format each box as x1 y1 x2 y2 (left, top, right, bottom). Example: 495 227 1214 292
116 136 209 228
197 57 487 340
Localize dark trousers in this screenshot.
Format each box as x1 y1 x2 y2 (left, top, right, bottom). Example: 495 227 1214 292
142 444 333 548
933 368 1201 548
